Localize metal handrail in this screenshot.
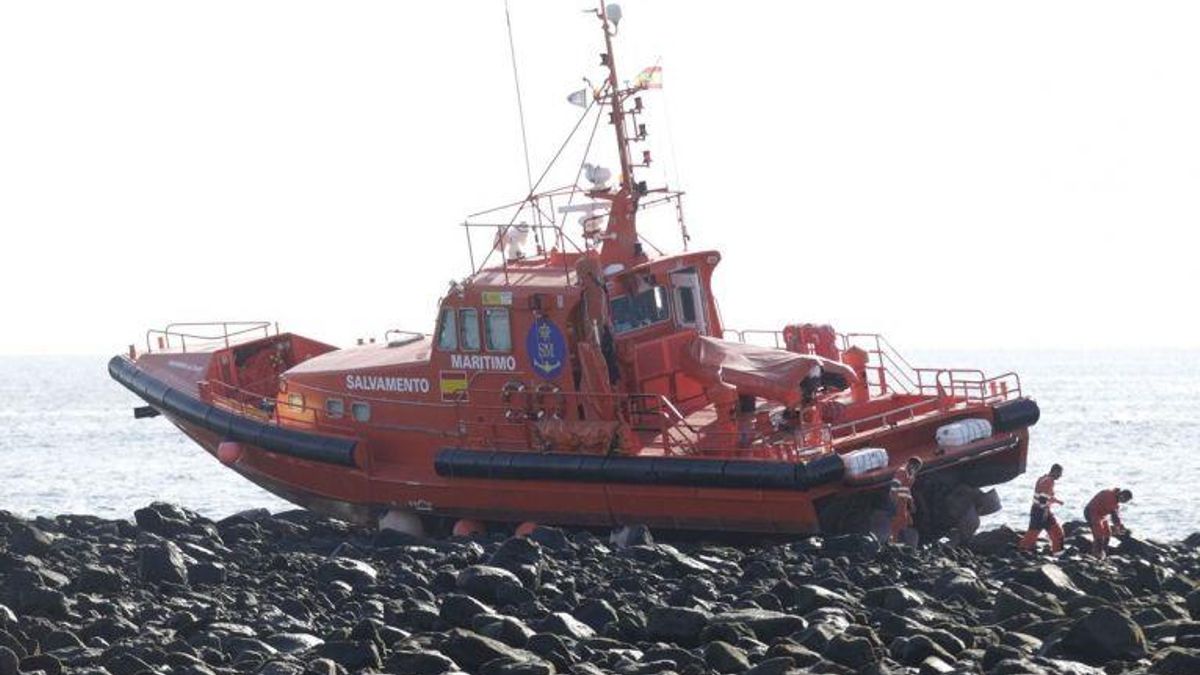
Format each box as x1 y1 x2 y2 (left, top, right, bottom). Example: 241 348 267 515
830 396 946 436
724 327 1023 405
384 330 428 347
146 321 275 354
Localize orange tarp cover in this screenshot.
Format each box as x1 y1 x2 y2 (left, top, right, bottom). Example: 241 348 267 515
681 336 857 407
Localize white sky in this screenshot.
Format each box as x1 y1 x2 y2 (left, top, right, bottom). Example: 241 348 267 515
2 1 1198 355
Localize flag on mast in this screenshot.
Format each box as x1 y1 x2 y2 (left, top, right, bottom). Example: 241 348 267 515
634 65 662 90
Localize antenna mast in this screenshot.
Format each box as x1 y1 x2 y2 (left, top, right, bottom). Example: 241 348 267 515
599 3 635 195
594 2 644 265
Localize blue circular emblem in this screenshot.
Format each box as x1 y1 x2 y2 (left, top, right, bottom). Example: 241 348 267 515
526 317 566 380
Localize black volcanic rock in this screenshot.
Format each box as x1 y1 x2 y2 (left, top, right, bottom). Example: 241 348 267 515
315 557 377 589
8 524 54 556
457 564 525 602
442 628 547 670
1060 605 1147 663
645 606 710 646
386 648 459 674
134 503 194 537
137 540 188 585
703 640 750 673
0 647 18 675
5 505 1200 675
315 640 381 670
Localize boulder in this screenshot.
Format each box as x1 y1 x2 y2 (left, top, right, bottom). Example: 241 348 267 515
134 503 193 537
823 634 879 669
15 586 69 619
315 558 377 589
315 641 381 671
1060 606 1146 663
969 526 1020 555
535 612 594 640
479 655 555 675
794 584 856 613
386 649 459 675
74 564 124 593
138 540 188 585
1185 588 1200 620
0 647 19 675
475 615 535 648
864 585 926 611
187 561 227 586
710 609 806 640
456 565 524 602
8 524 54 556
1014 564 1085 599
743 656 797 675
572 598 618 632
619 544 714 574
644 607 710 646
441 593 497 627
702 641 751 674
892 635 955 666
266 633 325 654
441 628 546 671
1151 647 1200 675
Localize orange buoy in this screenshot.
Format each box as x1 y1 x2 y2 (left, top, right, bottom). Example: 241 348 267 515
515 521 539 537
452 518 486 537
216 441 244 466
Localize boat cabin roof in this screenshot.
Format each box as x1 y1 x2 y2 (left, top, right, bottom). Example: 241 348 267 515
287 337 431 375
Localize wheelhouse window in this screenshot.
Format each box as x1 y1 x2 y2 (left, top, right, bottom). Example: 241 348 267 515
325 397 344 419
459 308 481 351
287 393 304 412
351 401 370 422
436 307 458 351
611 286 671 334
484 308 512 352
677 286 698 324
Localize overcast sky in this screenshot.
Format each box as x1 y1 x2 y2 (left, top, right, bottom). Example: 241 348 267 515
2 1 1198 355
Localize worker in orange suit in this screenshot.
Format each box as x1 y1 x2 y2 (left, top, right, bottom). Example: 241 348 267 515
1085 487 1133 558
891 457 923 546
1018 463 1064 554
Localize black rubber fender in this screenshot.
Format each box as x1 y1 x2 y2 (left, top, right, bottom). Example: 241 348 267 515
434 448 845 491
108 356 357 467
992 397 1040 433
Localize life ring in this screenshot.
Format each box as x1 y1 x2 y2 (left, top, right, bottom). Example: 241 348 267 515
534 383 565 420
502 380 527 421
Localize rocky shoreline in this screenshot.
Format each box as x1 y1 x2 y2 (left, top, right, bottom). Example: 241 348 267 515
3 504 1200 675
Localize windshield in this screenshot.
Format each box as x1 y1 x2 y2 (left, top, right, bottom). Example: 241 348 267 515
611 286 671 334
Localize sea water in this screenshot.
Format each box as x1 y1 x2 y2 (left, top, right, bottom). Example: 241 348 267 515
1 352 1196 539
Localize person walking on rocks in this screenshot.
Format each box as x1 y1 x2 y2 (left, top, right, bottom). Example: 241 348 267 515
1085 487 1132 558
891 457 922 546
1019 463 1064 554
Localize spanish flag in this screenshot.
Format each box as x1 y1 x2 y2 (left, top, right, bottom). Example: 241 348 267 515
634 65 662 90
440 371 469 402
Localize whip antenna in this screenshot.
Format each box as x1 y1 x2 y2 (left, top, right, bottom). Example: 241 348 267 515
503 0 544 251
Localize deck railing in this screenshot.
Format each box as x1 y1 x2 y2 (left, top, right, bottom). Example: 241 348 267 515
144 321 276 354
723 328 1022 406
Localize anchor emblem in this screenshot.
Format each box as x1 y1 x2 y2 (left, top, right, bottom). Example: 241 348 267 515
527 317 566 380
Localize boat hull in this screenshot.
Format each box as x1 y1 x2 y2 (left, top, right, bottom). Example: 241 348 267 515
119 356 1030 535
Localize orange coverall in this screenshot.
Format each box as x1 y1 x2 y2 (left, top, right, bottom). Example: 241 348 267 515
1085 488 1124 558
891 466 917 542
1019 473 1064 553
